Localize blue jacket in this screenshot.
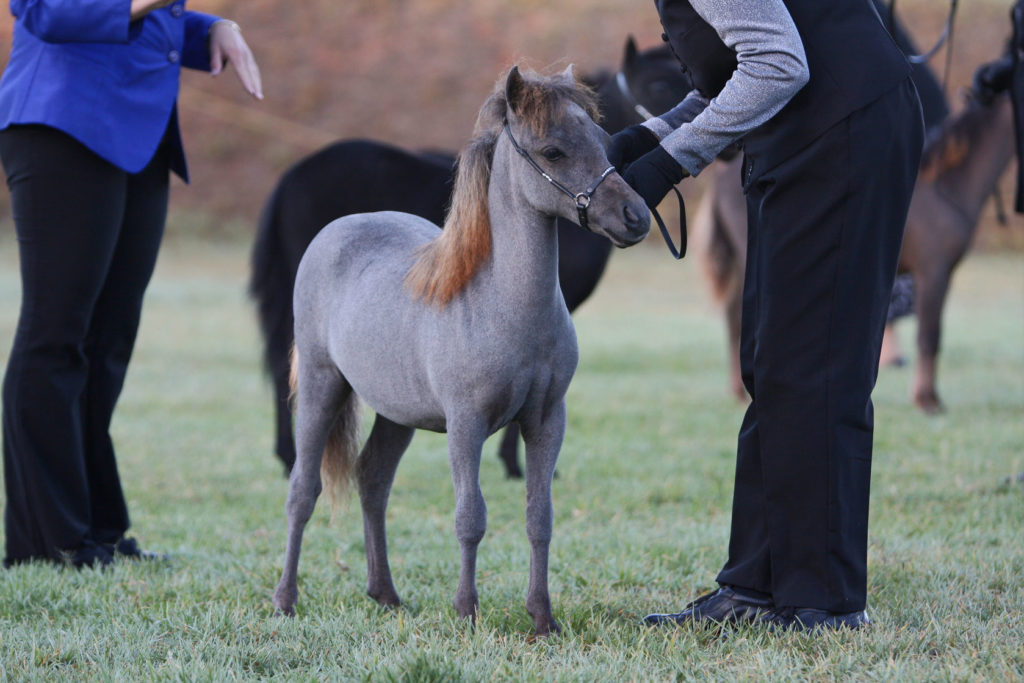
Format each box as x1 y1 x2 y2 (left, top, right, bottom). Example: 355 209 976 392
0 1 220 181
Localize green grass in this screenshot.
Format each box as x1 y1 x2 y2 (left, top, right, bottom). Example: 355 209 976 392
0 232 1021 681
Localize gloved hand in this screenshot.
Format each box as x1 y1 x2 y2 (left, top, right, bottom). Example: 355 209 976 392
606 124 660 172
622 145 688 209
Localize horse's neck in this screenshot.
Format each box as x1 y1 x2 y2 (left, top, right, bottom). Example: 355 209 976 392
937 96 1014 220
482 157 562 310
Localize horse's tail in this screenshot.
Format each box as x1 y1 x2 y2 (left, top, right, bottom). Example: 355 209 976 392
249 182 295 384
694 185 738 305
289 345 361 514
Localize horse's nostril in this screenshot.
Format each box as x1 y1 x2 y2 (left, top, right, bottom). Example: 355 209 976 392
623 204 645 230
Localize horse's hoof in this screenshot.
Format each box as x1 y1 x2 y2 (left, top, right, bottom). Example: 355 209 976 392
368 590 402 609
533 620 561 638
914 393 945 414
272 588 297 617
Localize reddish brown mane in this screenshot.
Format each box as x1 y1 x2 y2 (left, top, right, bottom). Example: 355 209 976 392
918 96 995 183
405 69 598 306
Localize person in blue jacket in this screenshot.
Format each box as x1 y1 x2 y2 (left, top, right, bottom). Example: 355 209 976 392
0 0 262 568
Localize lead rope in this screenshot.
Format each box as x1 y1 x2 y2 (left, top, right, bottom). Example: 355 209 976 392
654 185 687 260
889 0 959 97
614 70 688 259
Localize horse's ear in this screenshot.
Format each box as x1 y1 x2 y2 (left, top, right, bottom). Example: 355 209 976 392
505 65 526 115
623 35 638 68
559 64 576 86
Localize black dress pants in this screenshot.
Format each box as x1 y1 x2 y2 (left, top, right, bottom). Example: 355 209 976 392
715 78 924 613
0 124 169 565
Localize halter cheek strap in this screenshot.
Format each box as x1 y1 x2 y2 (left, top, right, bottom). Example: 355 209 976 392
503 121 686 258
503 123 615 230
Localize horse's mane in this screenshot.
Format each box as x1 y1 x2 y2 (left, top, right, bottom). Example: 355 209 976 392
406 68 599 306
918 94 1001 183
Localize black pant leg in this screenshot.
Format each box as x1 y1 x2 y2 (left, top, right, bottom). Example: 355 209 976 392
716 78 923 612
82 142 169 545
0 125 168 562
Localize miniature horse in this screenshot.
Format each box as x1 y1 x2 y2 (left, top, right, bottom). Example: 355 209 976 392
249 37 691 477
272 66 649 636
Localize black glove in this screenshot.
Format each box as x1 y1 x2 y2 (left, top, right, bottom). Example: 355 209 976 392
622 145 687 209
606 124 660 173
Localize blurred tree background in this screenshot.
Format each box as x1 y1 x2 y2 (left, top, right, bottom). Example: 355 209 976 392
0 0 1019 247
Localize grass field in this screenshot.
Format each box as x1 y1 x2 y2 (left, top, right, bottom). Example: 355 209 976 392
0 232 1020 681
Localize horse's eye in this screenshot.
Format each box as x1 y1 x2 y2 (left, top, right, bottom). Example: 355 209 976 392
541 147 565 162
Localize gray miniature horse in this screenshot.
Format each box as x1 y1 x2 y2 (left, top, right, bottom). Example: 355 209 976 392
272 66 649 636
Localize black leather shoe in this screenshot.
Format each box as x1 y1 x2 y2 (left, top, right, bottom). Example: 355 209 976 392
643 586 774 627
766 607 871 632
107 537 169 562
64 541 114 569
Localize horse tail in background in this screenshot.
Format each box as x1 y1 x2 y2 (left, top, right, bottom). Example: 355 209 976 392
694 185 739 305
289 345 361 513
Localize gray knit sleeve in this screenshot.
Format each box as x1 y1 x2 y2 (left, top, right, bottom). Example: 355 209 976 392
643 0 809 177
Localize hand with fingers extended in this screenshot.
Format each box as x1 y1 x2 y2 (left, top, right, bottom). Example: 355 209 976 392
209 20 263 100
621 145 688 209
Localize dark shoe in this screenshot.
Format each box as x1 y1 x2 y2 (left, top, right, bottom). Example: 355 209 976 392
643 585 774 627
64 541 114 569
107 537 169 562
766 607 871 632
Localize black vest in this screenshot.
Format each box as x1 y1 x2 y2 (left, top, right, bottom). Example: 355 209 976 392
655 0 913 178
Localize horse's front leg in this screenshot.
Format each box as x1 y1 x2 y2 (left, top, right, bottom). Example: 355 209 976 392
446 417 489 623
521 399 566 637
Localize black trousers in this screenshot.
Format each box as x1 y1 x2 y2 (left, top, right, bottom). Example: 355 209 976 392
0 125 169 565
715 78 923 613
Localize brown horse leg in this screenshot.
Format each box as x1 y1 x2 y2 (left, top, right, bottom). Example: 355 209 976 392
913 268 953 413
879 323 906 368
357 415 415 607
726 281 747 401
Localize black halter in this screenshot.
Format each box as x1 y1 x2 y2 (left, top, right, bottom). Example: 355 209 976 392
503 121 687 259
503 122 615 230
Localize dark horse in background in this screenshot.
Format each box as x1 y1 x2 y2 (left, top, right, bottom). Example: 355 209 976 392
695 45 1016 413
250 37 692 476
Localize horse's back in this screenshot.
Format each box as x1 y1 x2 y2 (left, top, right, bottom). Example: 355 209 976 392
298 210 438 288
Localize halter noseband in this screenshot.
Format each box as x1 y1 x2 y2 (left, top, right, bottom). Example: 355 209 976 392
503 122 615 230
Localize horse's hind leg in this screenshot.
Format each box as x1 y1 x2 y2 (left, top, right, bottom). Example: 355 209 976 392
520 400 566 637
912 267 953 413
446 416 489 623
356 414 415 607
273 358 349 616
